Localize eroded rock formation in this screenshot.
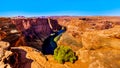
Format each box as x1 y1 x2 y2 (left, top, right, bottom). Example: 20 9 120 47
82 26 120 50
74 25 120 68
11 18 62 50
0 16 120 68
0 41 12 68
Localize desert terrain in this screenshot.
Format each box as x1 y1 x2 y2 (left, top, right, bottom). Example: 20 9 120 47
0 16 120 68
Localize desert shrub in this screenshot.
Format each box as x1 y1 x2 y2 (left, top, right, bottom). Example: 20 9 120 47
54 46 77 64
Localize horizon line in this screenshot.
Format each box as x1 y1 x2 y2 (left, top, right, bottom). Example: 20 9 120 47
1 10 120 17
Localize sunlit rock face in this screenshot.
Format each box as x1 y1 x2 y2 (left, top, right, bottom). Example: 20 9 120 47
76 48 120 68
0 41 12 68
55 17 120 51
82 26 120 50
9 46 47 68
74 25 120 68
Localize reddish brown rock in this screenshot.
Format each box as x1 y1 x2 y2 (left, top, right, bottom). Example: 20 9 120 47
11 18 62 50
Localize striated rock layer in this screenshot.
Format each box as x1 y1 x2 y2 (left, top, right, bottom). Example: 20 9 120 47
11 18 62 50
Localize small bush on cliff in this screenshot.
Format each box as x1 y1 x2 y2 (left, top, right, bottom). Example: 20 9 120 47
54 46 77 64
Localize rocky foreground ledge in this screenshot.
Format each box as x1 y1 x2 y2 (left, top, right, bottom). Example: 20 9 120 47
0 41 87 68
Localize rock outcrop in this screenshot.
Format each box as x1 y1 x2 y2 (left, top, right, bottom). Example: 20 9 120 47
0 41 12 68
56 17 116 51
75 26 120 68
10 46 47 68
82 25 120 50
76 47 120 68
1 44 87 68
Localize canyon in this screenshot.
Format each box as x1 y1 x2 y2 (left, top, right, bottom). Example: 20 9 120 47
0 16 120 68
